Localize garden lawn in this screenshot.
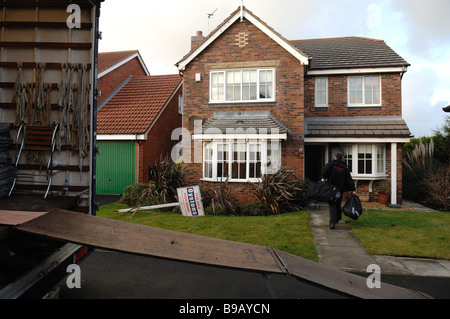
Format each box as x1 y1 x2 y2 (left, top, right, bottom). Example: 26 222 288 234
97 203 318 262
345 209 450 260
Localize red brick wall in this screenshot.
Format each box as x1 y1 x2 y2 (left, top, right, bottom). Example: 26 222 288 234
137 85 182 183
304 72 405 203
304 73 403 117
181 18 305 203
98 57 147 105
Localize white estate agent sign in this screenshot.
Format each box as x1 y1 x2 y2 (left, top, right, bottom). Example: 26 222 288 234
177 186 205 217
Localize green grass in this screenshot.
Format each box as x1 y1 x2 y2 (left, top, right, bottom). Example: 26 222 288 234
97 203 319 262
344 210 450 260
96 203 450 262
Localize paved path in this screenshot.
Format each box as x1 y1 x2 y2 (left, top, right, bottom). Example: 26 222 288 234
306 203 450 278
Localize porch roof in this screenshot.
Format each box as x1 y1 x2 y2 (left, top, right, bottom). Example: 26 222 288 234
194 111 288 140
305 117 412 139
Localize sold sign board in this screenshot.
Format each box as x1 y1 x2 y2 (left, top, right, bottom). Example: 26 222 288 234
177 186 205 217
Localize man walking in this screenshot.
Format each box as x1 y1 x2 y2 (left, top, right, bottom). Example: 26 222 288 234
321 153 357 229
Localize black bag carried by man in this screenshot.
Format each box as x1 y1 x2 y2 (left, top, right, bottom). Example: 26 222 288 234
306 181 341 202
343 193 363 220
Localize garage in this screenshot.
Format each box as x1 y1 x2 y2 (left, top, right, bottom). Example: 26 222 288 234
96 141 135 194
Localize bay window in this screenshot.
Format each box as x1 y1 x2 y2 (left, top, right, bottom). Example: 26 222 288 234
204 143 214 179
358 144 373 175
376 145 386 175
202 140 281 182
210 68 275 103
342 145 353 173
342 144 386 178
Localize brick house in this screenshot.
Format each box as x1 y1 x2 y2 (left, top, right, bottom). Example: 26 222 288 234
98 50 150 106
176 7 411 206
96 51 182 194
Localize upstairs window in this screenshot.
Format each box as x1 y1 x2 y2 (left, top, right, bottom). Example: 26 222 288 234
315 77 328 107
348 76 381 107
210 69 275 103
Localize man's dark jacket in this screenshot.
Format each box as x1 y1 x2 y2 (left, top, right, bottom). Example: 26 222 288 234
322 160 356 193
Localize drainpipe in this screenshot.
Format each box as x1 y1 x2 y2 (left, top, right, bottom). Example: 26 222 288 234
136 138 140 184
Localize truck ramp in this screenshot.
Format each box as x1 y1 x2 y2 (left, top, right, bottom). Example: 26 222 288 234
3 209 430 299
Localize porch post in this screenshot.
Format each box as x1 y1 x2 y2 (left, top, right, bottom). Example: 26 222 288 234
391 142 397 206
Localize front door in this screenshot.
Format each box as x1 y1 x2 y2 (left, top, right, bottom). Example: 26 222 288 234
305 145 326 182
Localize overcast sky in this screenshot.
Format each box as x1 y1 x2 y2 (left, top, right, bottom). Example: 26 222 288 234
98 0 450 138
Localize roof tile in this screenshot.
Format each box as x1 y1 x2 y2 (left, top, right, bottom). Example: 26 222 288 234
305 117 412 138
98 50 139 74
97 75 182 135
291 37 409 70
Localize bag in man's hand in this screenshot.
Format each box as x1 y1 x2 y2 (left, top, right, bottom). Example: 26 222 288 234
343 193 363 220
306 182 341 202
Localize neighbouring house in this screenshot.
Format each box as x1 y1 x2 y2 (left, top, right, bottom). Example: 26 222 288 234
97 51 182 194
98 50 150 106
176 6 412 206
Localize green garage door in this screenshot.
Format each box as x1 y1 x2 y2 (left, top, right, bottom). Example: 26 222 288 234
96 141 135 194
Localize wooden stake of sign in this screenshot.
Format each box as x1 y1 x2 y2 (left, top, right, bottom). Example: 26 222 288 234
115 202 180 218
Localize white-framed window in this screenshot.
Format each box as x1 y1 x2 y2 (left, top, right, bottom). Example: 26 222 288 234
342 144 353 173
315 77 328 107
178 95 183 114
202 140 281 182
232 142 247 179
376 145 386 175
204 142 214 179
341 144 386 177
210 69 275 103
358 144 373 175
211 71 225 101
348 76 381 107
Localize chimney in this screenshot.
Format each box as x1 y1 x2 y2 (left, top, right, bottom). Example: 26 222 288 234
191 31 205 50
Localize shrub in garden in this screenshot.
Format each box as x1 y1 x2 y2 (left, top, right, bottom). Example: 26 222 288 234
145 155 185 205
248 169 306 215
205 177 238 216
121 156 185 208
425 164 450 211
121 183 153 207
239 201 268 216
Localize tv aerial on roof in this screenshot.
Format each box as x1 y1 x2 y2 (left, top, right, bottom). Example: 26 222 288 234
207 8 218 34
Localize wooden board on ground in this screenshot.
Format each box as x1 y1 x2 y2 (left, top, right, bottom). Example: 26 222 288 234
0 210 48 226
273 249 430 300
15 209 284 274
13 208 430 299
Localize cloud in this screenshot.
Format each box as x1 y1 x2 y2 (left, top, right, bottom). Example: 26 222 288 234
390 0 450 54
402 67 447 137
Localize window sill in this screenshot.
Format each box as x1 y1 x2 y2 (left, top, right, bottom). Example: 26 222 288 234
209 100 276 107
348 104 382 108
352 175 388 192
201 178 262 183
351 174 387 181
